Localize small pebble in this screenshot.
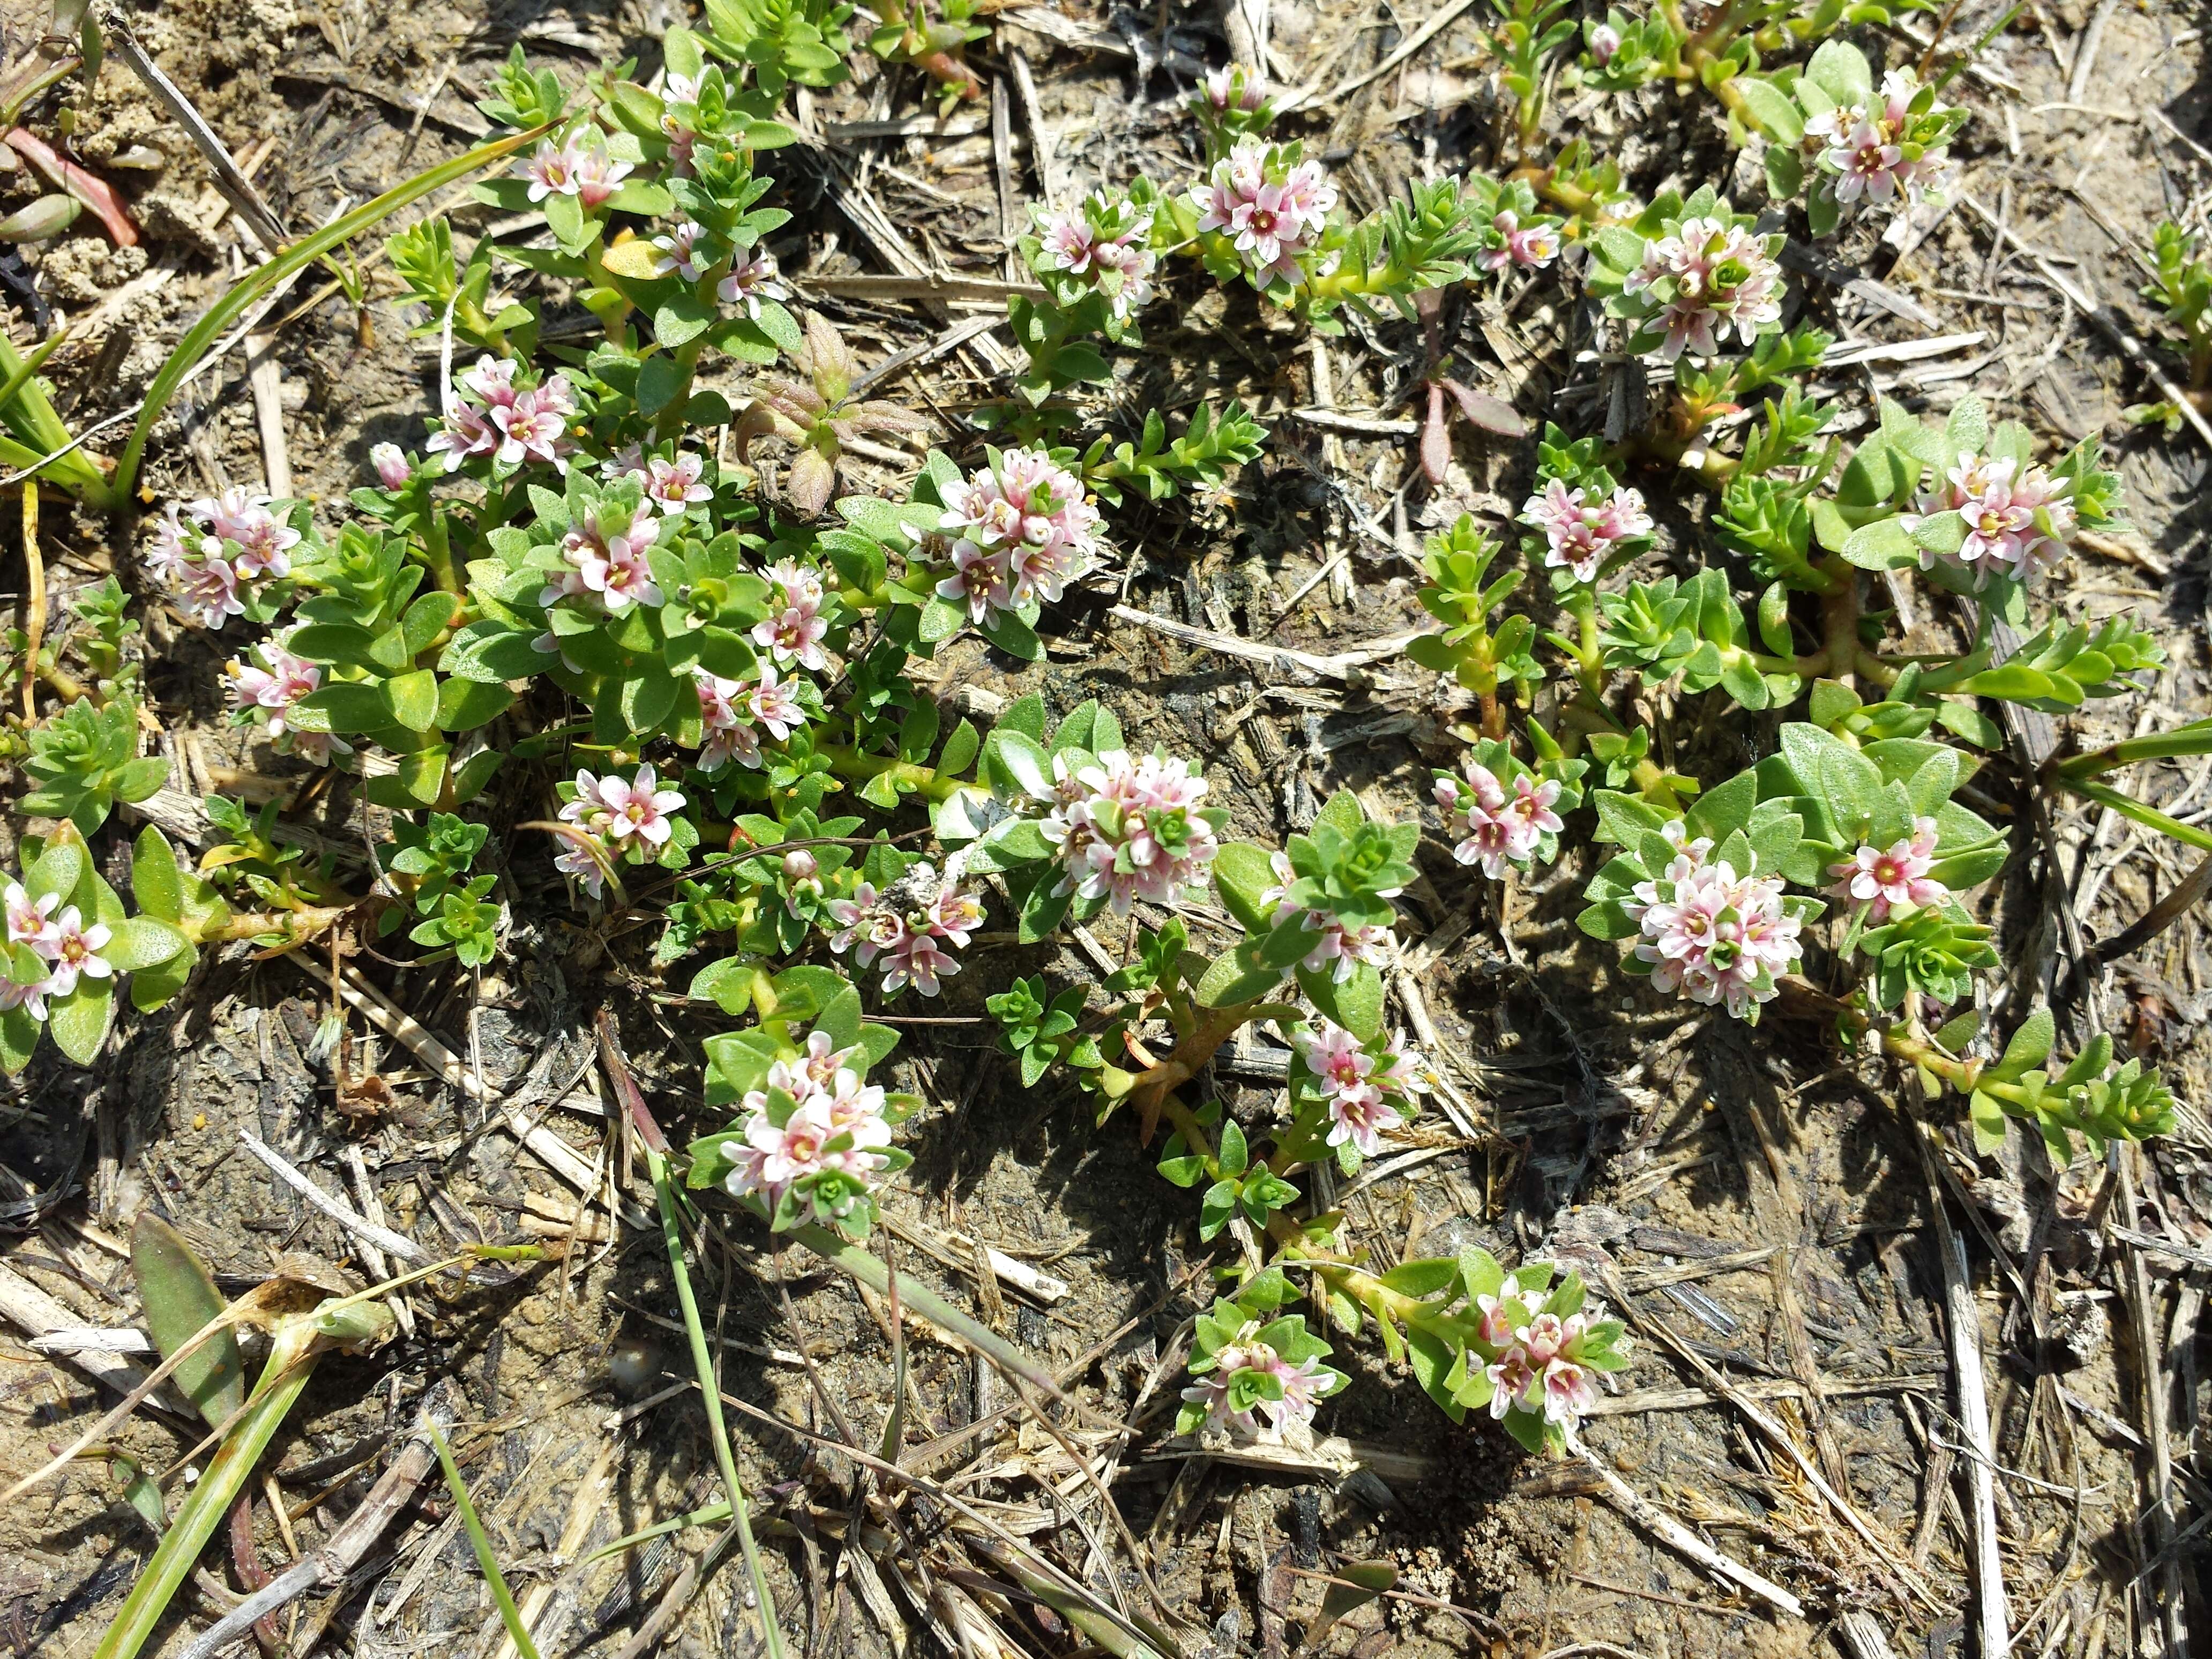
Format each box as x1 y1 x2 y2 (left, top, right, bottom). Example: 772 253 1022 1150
609 1335 661 1396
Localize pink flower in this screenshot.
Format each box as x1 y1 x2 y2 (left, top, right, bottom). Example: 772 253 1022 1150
694 672 761 771
1521 477 1653 582
425 402 500 472
566 140 633 208
1299 1020 1372 1098
1202 64 1267 111
1035 194 1159 319
1588 21 1621 62
552 502 664 612
1902 453 2077 586
461 355 519 408
827 883 907 966
752 588 830 672
717 248 789 318
589 766 686 847
1624 838 1802 1020
172 556 245 629
930 449 1101 617
41 907 111 997
370 443 412 489
1500 773 1564 853
554 833 610 899
936 540 1011 623
881 931 959 997
1542 1357 1598 1425
1825 815 1946 921
644 453 712 514
4 882 57 951
1830 120 1904 204
193 486 297 579
0 973 48 1022
1481 210 1560 272
519 141 576 201
1473 1291 1520 1348
228 644 320 733
1439 763 1561 876
1191 138 1336 287
1324 1085 1403 1158
492 386 570 472
747 666 803 740
652 220 710 281
1486 1347 1542 1418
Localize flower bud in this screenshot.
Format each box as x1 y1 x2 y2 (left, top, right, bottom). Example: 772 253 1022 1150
782 849 818 881
0 193 79 243
1589 23 1621 62
369 443 410 490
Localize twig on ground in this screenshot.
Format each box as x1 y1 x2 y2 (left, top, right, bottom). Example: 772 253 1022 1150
2113 1148 2192 1658
104 17 288 253
1912 1126 2012 1657
1106 602 1424 682
238 1129 428 1264
245 334 290 498
171 1393 452 1659
1577 1443 1805 1618
1005 48 1056 207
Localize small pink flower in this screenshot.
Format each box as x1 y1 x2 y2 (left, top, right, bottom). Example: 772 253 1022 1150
1542 1357 1597 1426
42 907 111 997
554 833 610 899
519 141 576 201
1481 210 1560 272
695 672 760 771
4 882 57 951
652 220 710 281
1202 64 1266 111
936 541 1011 623
228 645 320 731
1588 21 1621 62
827 882 906 966
425 403 500 472
881 931 959 997
717 248 789 318
1825 815 1947 921
644 453 712 514
1522 477 1652 582
370 443 412 489
492 387 571 473
567 140 633 208
0 973 48 1021
1325 1084 1403 1158
592 766 686 847
752 593 829 672
461 356 519 408
173 556 245 629
748 666 803 740
1191 137 1337 287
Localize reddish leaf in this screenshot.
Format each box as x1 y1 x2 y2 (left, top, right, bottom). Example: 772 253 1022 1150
1421 382 1451 486
5 129 137 246
1439 377 1528 438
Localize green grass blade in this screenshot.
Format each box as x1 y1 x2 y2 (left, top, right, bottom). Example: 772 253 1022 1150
89 1348 317 1659
581 1500 734 1565
111 116 558 506
648 1146 788 1659
427 1423 542 1659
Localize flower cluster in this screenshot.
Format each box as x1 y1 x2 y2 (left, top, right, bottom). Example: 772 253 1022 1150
1804 68 1957 211
692 664 805 772
928 449 1102 623
1192 138 1336 289
827 860 985 997
1 879 110 1021
517 129 634 208
1297 1019 1428 1161
1435 761 1564 878
1904 453 2080 586
1180 1325 1333 1438
425 354 575 475
1621 823 1803 1018
1621 211 1784 361
721 1028 898 1227
1034 189 1157 322
226 638 348 767
542 497 664 615
1260 849 1397 982
1826 817 1946 921
1040 749 1221 914
1521 477 1654 583
1475 1281 1615 1440
144 488 302 630
555 766 686 898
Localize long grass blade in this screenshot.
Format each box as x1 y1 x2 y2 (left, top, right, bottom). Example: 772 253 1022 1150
110 117 557 506
427 1422 542 1659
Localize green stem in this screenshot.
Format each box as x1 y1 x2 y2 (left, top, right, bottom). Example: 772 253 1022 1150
819 744 960 803
2053 721 2212 783
2056 778 2212 856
